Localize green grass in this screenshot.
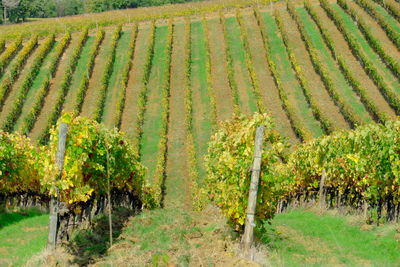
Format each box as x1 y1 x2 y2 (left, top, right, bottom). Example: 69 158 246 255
260 208 400 266
13 41 58 131
262 12 323 138
0 209 48 266
191 20 213 184
225 16 258 114
333 4 400 97
101 30 132 127
298 7 372 124
140 25 168 182
63 35 95 111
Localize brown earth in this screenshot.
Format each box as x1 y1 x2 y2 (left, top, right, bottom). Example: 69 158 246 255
120 26 151 139
208 18 234 122
80 28 113 118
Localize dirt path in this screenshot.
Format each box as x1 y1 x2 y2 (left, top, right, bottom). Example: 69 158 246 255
260 12 324 138
236 14 298 142
278 9 350 130
120 26 151 140
164 22 190 209
312 4 396 119
191 20 213 184
331 4 400 98
102 29 133 128
140 25 168 182
351 0 400 63
80 29 113 118
208 18 234 122
297 7 373 124
61 35 95 113
0 40 43 125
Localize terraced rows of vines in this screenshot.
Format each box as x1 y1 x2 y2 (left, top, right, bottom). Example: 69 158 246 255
2 0 400 188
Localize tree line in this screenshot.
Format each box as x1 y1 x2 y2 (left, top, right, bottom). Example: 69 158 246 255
1 0 201 24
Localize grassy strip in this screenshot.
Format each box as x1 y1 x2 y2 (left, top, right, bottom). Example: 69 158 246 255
305 0 388 123
319 0 400 117
92 25 122 122
338 0 400 82
37 28 91 144
0 37 22 77
133 21 156 154
355 0 400 51
219 12 240 115
152 18 173 206
19 33 72 135
249 8 311 141
0 36 38 110
234 9 265 113
288 2 362 128
203 16 218 129
114 24 138 129
1 34 56 132
73 29 104 114
273 10 334 134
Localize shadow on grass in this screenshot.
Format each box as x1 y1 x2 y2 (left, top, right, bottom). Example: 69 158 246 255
0 206 46 229
64 207 138 266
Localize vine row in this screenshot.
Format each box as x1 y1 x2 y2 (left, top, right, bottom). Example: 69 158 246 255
338 0 400 83
2 34 57 133
153 18 174 206
250 8 311 141
37 28 90 144
114 23 138 129
0 37 22 77
219 11 240 115
0 36 38 111
287 1 363 128
183 17 201 208
20 33 72 135
92 25 122 122
373 0 400 23
234 9 265 113
73 29 104 114
354 0 400 51
319 0 400 117
133 20 156 154
203 15 218 129
305 0 388 123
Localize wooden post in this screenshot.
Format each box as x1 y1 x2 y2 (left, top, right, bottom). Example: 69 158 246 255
106 141 113 247
47 123 68 250
318 168 326 209
241 126 264 255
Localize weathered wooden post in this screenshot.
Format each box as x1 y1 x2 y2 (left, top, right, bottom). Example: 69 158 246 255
47 123 68 250
318 168 326 209
241 125 264 255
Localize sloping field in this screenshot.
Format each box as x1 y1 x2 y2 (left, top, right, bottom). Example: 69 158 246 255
3 0 400 264
1 0 400 185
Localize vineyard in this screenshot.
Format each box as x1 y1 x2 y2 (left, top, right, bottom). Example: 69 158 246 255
1 0 400 264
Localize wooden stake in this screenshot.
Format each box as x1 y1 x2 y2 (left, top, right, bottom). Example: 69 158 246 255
106 140 113 247
47 123 68 250
318 168 326 209
241 126 264 255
